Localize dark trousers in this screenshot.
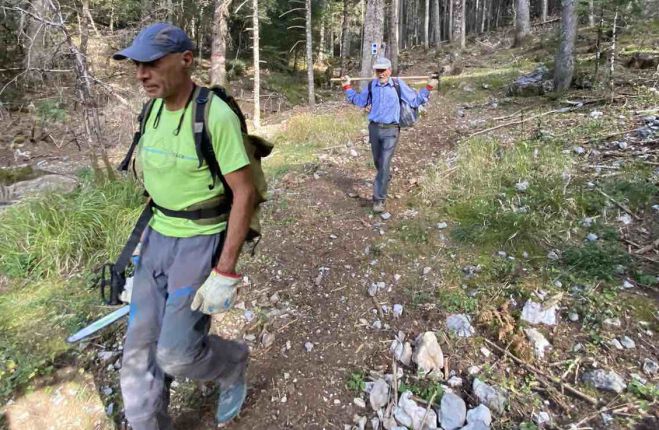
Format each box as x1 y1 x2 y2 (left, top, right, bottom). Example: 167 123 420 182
368 122 401 202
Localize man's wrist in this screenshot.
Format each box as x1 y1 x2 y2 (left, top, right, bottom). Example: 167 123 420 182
342 84 352 91
213 267 241 279
426 84 434 91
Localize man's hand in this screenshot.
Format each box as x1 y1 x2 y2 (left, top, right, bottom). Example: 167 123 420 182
190 270 241 315
427 74 439 89
340 75 351 87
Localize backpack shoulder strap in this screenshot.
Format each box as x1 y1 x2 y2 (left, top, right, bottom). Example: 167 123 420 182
367 80 374 105
118 99 155 172
392 78 402 101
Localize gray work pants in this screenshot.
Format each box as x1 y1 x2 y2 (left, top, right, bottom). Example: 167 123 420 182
368 122 401 202
120 227 248 430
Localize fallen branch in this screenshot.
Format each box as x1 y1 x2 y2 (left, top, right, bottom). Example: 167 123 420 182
635 238 659 254
468 106 580 138
594 187 642 221
483 338 598 405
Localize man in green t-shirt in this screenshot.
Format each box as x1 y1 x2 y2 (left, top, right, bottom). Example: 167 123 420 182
113 23 256 429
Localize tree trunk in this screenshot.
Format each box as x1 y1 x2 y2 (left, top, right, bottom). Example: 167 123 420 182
341 0 351 73
513 0 530 47
360 0 384 90
252 0 260 128
451 0 464 49
541 0 548 22
424 0 430 48
553 0 577 92
432 0 441 44
588 0 595 27
306 0 315 105
481 0 487 32
210 0 230 86
391 0 399 73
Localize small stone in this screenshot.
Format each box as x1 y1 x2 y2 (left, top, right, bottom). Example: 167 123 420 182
547 250 560 261
329 234 338 239
101 386 113 396
466 404 492 426
333 399 341 405
392 304 403 317
643 358 658 375
573 146 586 155
590 110 603 118
350 149 358 157
473 379 506 414
394 391 438 429
524 328 551 359
106 403 114 416
480 347 491 358
244 310 255 322
446 314 475 337
369 379 389 410
468 366 481 375
586 233 599 242
533 411 552 426
394 273 402 282
269 292 280 304
380 212 391 220
515 180 529 192
496 251 507 258
581 217 594 228
447 376 463 388
422 266 432 275
439 392 467 430
620 336 635 349
614 264 626 274
521 300 558 326
568 312 579 322
608 339 623 350
97 351 120 364
603 318 621 327
601 413 614 426
573 343 584 352
261 330 276 348
368 282 385 297
304 341 314 352
436 222 448 229
621 279 634 289
372 319 382 330
582 369 626 393
412 332 445 375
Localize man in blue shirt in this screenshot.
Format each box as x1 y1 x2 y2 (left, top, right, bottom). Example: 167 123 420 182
341 57 438 213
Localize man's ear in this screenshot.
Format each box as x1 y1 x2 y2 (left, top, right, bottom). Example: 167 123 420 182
181 50 194 68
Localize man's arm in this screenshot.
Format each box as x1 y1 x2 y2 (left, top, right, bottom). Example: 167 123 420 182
398 78 433 108
215 165 256 274
342 78 371 108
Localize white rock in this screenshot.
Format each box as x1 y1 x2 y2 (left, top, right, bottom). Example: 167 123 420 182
480 347 491 358
573 146 586 155
533 411 552 426
423 266 432 275
370 379 389 410
547 250 560 261
304 341 314 352
466 404 492 426
582 369 626 393
393 304 403 317
608 339 623 350
515 180 529 192
353 415 367 430
436 222 448 229
622 279 635 289
350 149 359 157
590 110 603 118
643 359 658 375
446 314 475 337
568 312 579 322
619 336 635 349
617 213 632 225
586 233 599 242
412 332 445 375
394 391 438 430
439 392 466 430
380 212 392 220
524 328 551 359
468 366 481 376
473 379 506 413
603 318 621 327
521 300 558 326
390 339 413 366
447 376 463 388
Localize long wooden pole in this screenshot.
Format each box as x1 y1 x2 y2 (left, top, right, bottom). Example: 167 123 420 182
330 75 432 81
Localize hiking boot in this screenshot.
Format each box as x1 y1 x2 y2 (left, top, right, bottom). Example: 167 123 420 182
215 364 247 425
373 201 385 213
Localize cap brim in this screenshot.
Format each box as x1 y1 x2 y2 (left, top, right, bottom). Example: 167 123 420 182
112 44 167 62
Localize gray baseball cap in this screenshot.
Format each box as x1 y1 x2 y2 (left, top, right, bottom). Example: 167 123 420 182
372 57 392 70
113 22 195 62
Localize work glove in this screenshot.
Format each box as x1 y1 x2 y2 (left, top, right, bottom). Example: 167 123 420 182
340 75 351 87
427 74 439 89
190 269 241 315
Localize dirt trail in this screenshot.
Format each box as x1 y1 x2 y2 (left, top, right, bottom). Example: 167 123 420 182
202 95 461 429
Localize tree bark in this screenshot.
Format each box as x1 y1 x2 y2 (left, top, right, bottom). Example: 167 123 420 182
252 0 260 128
341 0 351 73
424 0 430 48
541 0 548 22
554 0 577 92
210 0 231 86
451 0 464 49
432 0 440 44
391 0 399 73
448 0 453 42
306 0 315 105
588 0 595 27
513 0 530 47
360 0 384 90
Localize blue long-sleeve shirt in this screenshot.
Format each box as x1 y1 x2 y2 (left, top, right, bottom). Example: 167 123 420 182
344 78 431 124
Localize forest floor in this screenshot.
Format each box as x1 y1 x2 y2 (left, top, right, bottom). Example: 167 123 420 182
1 22 659 430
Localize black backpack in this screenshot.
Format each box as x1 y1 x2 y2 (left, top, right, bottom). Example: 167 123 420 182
367 78 419 128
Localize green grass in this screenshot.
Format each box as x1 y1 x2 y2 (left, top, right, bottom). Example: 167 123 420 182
0 173 145 400
264 110 363 178
265 72 307 105
346 370 366 393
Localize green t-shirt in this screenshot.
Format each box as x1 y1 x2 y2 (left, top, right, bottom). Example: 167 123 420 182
136 94 249 237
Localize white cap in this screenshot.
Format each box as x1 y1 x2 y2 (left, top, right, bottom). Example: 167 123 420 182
372 57 392 70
